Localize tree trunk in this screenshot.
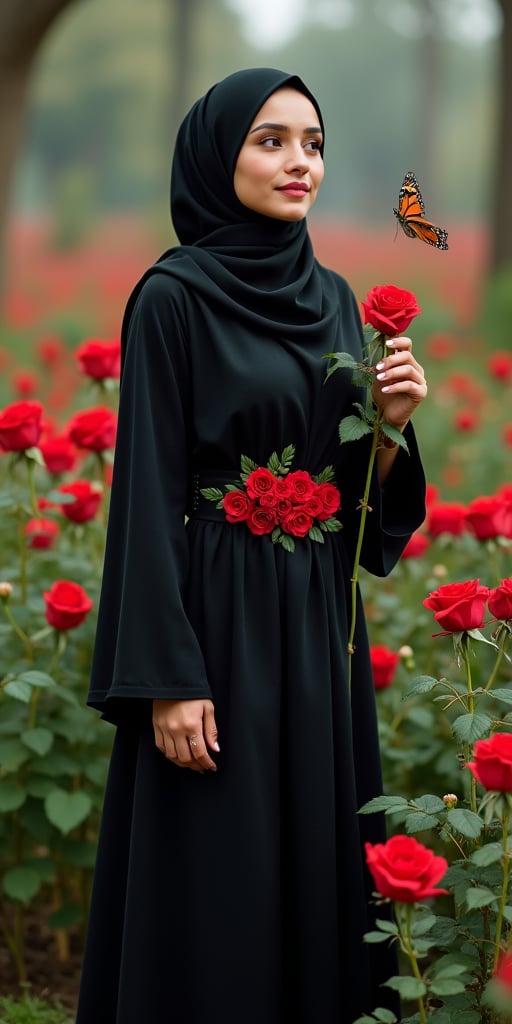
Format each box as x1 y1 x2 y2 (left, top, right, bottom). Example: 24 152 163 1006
490 0 512 273
0 0 77 307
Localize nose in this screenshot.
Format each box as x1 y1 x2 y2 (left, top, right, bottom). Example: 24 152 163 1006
284 142 310 175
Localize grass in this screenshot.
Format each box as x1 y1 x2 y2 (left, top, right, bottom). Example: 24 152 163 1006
0 991 74 1024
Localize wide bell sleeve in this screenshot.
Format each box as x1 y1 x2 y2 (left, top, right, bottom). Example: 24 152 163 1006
86 274 211 724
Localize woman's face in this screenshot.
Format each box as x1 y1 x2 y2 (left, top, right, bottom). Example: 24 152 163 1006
233 87 324 222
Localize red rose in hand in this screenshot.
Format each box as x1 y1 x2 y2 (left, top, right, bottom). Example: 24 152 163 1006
362 284 422 337
370 645 400 689
0 400 44 452
57 480 103 523
75 339 121 380
43 580 93 631
423 579 489 633
365 834 448 903
488 579 512 621
66 406 117 452
222 490 252 522
466 733 512 792
26 518 59 549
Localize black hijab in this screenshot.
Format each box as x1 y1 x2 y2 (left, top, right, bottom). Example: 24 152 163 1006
121 67 340 348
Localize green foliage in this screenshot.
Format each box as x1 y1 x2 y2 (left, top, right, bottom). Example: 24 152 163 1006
0 990 73 1024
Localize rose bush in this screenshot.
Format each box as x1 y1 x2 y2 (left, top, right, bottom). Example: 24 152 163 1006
0 400 44 451
422 578 490 632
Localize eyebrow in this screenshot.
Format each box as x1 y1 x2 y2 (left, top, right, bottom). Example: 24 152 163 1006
249 121 322 136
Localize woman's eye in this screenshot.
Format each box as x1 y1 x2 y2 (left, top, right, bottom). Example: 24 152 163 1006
305 140 322 152
260 136 281 148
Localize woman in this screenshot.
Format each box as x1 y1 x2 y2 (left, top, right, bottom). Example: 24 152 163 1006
76 67 427 1023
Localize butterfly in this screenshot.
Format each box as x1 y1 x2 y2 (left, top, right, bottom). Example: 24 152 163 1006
393 171 448 250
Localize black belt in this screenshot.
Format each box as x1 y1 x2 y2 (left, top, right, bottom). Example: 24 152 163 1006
188 470 242 521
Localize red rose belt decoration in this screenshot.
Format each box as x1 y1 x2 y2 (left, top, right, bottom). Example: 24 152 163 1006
200 444 342 553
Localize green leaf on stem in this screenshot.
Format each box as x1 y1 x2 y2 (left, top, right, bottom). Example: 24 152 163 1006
338 415 374 444
405 812 440 832
16 670 57 689
465 886 496 909
45 788 92 834
21 728 54 757
470 841 502 867
358 795 409 814
3 866 41 903
429 978 468 996
446 808 483 839
48 903 82 930
384 976 427 999
240 454 259 480
308 526 325 544
0 781 27 812
489 688 512 705
4 679 31 703
452 712 492 743
402 675 438 698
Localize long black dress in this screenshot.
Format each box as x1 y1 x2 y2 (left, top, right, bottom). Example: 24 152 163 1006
76 68 426 1024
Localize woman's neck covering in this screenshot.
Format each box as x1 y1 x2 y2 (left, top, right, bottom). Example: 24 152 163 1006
121 67 340 349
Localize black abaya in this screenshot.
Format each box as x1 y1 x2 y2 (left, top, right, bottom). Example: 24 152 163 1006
76 67 426 1024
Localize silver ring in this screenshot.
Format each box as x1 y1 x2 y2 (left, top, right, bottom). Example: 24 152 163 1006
189 735 199 748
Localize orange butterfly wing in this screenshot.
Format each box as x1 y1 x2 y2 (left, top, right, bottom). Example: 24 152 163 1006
393 171 448 250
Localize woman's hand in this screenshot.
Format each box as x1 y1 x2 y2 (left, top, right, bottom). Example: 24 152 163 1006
371 336 427 430
152 698 219 773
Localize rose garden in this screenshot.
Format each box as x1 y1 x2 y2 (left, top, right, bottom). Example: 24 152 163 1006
0 219 511 1022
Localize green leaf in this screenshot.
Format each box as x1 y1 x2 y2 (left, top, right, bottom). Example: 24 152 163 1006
313 465 335 484
430 979 467 996
384 976 427 999
3 866 41 903
363 930 395 944
279 533 295 553
200 487 224 502
4 680 31 703
225 483 243 492
375 918 399 935
0 738 31 772
338 415 374 445
48 903 82 929
410 914 437 937
402 675 438 698
470 841 502 867
271 526 282 544
21 728 54 757
44 789 92 834
447 808 483 839
240 453 259 479
358 796 409 814
279 444 295 470
379 422 409 454
452 713 492 743
319 516 343 532
308 526 325 544
0 781 27 812
490 688 512 705
465 886 496 909
16 670 57 689
405 812 440 833
413 794 446 813
323 351 359 381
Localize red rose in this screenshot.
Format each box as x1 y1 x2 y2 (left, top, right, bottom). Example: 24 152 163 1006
370 645 400 689
75 339 121 380
39 435 77 474
246 506 277 535
464 495 512 541
361 284 422 337
245 468 276 499
454 408 479 432
222 490 252 522
488 579 512 621
401 530 430 559
25 518 59 549
276 498 293 520
280 508 314 538
423 579 490 633
303 493 324 518
488 351 512 383
66 407 117 452
286 470 316 503
43 580 93 631
0 400 44 452
315 482 341 520
427 501 467 538
13 369 40 398
57 480 103 523
365 834 448 903
35 335 65 367
466 733 512 792
496 952 512 990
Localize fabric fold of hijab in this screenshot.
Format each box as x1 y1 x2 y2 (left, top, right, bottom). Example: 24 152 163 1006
121 67 341 354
